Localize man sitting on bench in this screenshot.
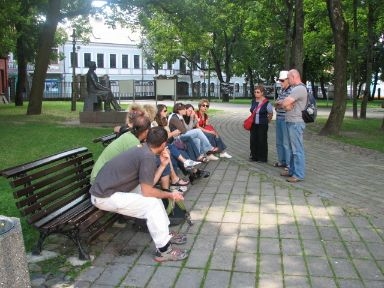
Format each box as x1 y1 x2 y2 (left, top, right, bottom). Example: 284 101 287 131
87 61 123 111
90 127 189 262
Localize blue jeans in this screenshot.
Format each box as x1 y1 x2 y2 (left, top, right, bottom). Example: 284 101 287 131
287 122 306 179
181 129 213 155
155 156 171 177
275 118 291 167
204 132 227 152
167 143 190 171
177 135 200 160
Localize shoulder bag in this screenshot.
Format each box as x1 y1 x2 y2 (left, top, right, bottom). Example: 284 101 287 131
243 99 267 130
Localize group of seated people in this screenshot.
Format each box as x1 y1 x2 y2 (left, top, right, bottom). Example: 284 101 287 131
89 99 231 262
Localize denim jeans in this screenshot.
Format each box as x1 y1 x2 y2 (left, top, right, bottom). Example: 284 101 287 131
275 118 291 167
178 135 200 160
204 132 227 152
168 143 190 171
181 129 213 155
286 122 306 179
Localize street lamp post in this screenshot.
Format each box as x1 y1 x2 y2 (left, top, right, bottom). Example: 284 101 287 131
71 29 76 111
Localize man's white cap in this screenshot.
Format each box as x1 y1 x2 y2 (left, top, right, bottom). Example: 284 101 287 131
278 70 288 81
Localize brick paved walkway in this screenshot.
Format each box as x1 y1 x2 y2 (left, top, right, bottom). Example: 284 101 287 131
74 102 384 288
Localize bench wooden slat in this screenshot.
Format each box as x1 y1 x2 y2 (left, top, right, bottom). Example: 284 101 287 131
92 133 118 147
10 153 93 189
1 147 89 179
27 184 91 226
14 168 91 209
0 147 118 260
40 197 92 229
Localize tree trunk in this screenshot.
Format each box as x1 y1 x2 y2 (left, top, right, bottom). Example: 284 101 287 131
15 37 27 106
291 0 304 73
283 0 294 69
351 0 359 119
27 0 61 115
360 2 375 119
320 0 349 136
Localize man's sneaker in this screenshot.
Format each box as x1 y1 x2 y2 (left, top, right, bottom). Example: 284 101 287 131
219 152 232 159
207 154 219 161
183 159 201 169
154 246 188 262
169 231 187 245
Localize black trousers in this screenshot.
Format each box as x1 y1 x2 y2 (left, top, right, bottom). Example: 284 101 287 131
250 123 269 162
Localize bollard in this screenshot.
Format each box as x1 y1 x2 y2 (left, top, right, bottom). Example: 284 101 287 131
0 216 31 288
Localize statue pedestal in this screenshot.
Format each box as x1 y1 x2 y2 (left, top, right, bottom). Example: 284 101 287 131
0 216 31 288
79 111 127 125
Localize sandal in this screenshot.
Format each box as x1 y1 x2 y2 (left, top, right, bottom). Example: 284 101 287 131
197 156 209 163
207 147 219 154
172 177 189 186
273 162 286 168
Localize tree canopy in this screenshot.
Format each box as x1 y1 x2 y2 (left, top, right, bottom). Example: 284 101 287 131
2 0 383 133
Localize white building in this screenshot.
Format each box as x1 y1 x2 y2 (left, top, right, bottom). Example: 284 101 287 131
50 18 245 98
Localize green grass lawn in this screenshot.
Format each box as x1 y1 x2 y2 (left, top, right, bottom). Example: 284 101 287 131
0 102 113 250
307 117 384 153
0 100 383 250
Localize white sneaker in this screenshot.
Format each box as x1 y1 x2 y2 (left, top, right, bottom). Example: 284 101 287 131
183 159 201 169
170 185 188 193
219 152 232 159
206 154 219 161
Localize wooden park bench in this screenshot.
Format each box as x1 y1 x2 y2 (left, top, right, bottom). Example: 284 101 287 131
0 147 119 260
92 132 118 147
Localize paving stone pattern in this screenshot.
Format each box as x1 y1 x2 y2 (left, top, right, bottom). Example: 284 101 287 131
70 104 384 288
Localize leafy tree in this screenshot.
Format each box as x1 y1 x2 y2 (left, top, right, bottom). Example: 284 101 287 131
359 0 383 119
0 1 19 56
27 0 97 115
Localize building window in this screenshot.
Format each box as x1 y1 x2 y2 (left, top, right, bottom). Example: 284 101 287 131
201 60 206 70
167 61 172 70
97 54 104 68
50 48 59 64
122 55 128 68
179 58 186 74
84 53 91 67
134 55 140 69
71 52 78 67
110 54 116 68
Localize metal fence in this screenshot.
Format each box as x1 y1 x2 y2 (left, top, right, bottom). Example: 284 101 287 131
12 79 256 101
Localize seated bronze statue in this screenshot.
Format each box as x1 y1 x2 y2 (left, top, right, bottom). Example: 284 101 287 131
86 61 122 111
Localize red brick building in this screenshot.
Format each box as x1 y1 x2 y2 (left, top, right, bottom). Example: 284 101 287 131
0 57 9 102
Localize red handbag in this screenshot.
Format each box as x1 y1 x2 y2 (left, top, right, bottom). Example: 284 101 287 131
243 99 267 130
243 112 255 130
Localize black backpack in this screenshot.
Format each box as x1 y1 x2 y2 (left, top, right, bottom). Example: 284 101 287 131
301 85 317 123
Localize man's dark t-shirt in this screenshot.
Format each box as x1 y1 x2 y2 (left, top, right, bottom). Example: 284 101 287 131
90 144 156 198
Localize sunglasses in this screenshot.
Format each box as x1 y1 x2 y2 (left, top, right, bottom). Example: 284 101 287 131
202 104 209 108
279 79 287 82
